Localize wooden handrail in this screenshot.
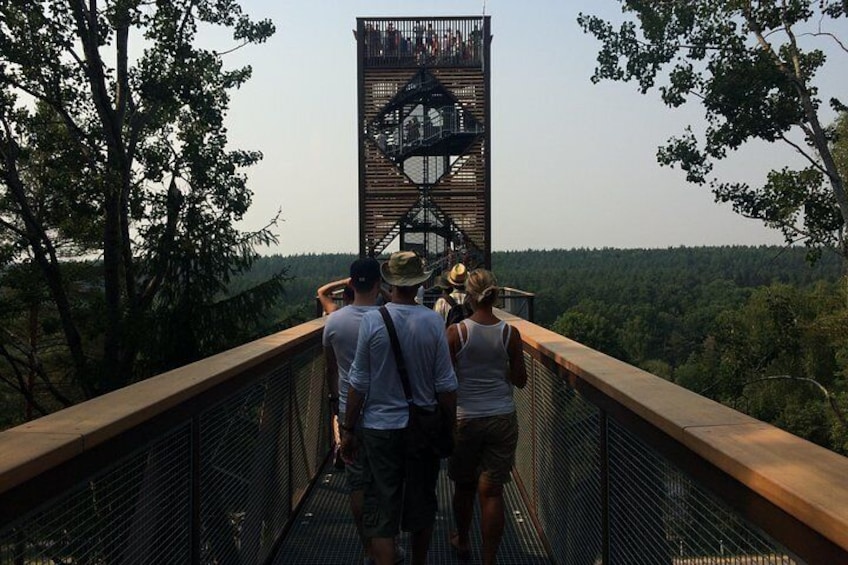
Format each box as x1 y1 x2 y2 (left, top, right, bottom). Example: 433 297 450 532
499 310 848 555
0 318 325 496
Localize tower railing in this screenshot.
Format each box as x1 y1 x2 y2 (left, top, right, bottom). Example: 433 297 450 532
2 312 847 563
358 17 485 68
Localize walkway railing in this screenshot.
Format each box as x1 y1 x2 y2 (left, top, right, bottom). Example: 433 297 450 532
505 311 848 564
2 312 847 563
0 319 330 565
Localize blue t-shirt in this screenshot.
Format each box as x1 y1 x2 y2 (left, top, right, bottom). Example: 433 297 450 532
349 303 458 430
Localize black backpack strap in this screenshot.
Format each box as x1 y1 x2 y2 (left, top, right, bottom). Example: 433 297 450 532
379 306 413 403
444 294 457 307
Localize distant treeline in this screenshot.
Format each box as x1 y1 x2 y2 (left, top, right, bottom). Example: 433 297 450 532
491 246 843 326
248 246 843 328
246 246 846 454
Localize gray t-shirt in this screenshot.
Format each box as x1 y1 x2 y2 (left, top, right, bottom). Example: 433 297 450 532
349 303 458 430
322 305 377 419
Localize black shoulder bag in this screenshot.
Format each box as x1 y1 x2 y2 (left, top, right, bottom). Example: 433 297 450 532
379 306 454 459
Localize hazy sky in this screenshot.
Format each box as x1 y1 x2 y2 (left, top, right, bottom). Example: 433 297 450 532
213 1 848 255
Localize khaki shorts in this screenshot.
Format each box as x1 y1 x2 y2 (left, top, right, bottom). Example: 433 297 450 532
360 427 440 538
448 412 518 485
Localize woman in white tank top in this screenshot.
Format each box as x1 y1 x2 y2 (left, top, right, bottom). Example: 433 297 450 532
445 269 527 565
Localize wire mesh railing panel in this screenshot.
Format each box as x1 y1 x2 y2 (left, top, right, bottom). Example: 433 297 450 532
0 328 335 565
197 350 322 565
0 425 192 565
289 346 330 511
532 359 603 564
607 419 800 565
512 351 535 509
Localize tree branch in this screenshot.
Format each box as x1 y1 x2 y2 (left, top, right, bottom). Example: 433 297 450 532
778 133 827 174
798 31 848 55
743 374 848 429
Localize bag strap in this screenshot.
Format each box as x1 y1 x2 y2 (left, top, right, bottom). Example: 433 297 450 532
379 306 413 403
444 294 457 308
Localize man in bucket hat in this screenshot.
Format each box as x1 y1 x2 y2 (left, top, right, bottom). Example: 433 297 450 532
341 251 458 565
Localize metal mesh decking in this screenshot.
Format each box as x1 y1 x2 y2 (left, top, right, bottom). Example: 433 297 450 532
274 461 551 564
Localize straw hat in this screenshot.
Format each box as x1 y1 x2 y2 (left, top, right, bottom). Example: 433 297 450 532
380 251 432 287
447 263 467 286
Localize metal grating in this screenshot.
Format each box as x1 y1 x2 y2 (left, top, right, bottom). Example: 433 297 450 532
513 351 536 509
531 356 603 564
0 425 192 565
274 460 550 564
199 344 329 565
607 419 800 565
200 368 289 564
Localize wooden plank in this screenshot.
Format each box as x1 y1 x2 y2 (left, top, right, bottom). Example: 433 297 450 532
685 423 848 553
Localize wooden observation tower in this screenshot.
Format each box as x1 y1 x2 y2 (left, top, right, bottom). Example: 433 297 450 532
356 16 492 268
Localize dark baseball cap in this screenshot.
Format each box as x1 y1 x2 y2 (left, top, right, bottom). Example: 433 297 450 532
349 258 381 285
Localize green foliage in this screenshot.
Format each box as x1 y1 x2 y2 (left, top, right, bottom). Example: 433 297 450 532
0 1 279 419
490 245 846 453
578 2 848 259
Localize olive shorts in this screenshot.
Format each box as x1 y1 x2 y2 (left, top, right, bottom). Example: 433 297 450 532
360 427 440 538
448 412 519 485
345 427 365 492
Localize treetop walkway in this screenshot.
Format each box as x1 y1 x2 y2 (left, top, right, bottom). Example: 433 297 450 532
2 310 848 564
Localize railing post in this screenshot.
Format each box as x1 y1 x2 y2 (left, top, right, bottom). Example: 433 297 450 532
191 415 201 565
600 411 610 565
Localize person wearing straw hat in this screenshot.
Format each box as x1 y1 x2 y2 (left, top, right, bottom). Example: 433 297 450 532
341 251 458 565
434 263 469 322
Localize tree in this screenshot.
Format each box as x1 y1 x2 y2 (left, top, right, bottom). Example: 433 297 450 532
578 2 848 260
679 282 848 453
0 1 279 414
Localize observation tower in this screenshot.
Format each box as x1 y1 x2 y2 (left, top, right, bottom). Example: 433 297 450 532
356 16 492 268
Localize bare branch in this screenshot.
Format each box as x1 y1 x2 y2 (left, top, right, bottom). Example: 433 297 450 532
797 31 848 55
743 374 848 429
214 41 251 57
779 133 827 174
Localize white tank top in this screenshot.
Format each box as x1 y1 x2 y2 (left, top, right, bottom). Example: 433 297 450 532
455 319 515 419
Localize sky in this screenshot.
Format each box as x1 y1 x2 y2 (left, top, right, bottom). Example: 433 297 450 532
211 1 848 255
